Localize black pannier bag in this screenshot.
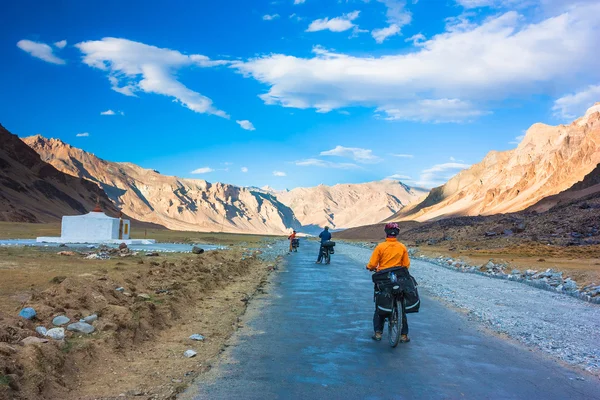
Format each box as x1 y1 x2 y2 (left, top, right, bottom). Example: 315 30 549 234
375 288 394 316
372 267 421 314
403 275 420 314
322 240 335 254
292 238 299 247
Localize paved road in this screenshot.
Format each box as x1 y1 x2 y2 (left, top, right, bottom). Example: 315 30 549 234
187 243 600 400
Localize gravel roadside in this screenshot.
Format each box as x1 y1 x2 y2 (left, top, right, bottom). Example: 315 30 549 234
336 242 600 375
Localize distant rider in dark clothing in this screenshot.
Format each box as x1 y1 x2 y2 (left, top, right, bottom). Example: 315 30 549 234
316 226 332 264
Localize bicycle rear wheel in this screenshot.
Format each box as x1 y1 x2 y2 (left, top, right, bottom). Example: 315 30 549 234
388 298 401 348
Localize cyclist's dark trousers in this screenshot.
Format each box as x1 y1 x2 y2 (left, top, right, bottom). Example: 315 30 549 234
373 297 408 335
316 245 325 262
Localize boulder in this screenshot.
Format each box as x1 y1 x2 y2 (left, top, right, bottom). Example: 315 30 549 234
189 334 205 341
83 314 98 323
35 326 48 336
137 294 151 300
67 322 95 334
184 350 197 358
192 246 205 255
146 252 160 257
52 316 70 326
119 242 128 250
563 279 578 291
46 328 65 340
484 231 497 237
18 307 36 320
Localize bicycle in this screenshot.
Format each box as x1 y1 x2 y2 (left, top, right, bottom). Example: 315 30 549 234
320 241 335 264
373 270 405 347
387 291 404 347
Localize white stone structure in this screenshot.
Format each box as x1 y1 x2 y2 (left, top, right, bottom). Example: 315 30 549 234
37 208 154 244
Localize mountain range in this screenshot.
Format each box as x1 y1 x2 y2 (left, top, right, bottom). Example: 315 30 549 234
390 103 600 222
3 103 599 235
21 135 422 234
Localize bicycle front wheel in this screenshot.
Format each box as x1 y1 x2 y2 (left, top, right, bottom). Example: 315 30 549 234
325 251 331 264
388 298 401 348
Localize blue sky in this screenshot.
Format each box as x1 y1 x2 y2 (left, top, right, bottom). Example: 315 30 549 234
2 0 600 190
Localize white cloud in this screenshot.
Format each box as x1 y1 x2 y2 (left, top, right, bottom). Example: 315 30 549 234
390 153 414 158
405 33 426 45
100 109 125 116
372 24 401 43
371 0 412 43
233 4 600 122
295 158 361 169
236 120 256 131
54 40 67 49
76 38 229 118
387 174 412 180
552 84 600 120
306 11 360 33
417 162 470 187
455 0 525 9
378 0 412 26
273 171 287 176
17 40 66 65
263 14 280 20
294 0 305 4
191 167 214 174
380 99 487 122
76 132 90 137
241 167 249 173
509 133 525 144
320 146 381 163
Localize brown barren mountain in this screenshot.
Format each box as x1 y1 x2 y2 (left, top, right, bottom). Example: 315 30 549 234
391 104 600 222
527 163 600 212
24 135 301 235
274 181 428 231
0 124 117 223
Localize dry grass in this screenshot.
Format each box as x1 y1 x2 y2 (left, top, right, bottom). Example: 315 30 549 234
0 246 179 313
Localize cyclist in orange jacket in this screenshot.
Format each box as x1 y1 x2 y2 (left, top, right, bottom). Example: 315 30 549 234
288 230 297 252
367 222 411 343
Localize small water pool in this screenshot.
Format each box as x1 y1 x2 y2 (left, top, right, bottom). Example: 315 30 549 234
0 239 223 253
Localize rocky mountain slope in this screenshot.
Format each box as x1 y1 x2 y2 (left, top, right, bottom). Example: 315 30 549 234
391 104 600 222
0 124 116 222
24 136 301 234
23 136 426 234
274 181 427 231
527 163 600 212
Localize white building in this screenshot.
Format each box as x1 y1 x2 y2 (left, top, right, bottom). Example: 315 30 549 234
37 206 154 244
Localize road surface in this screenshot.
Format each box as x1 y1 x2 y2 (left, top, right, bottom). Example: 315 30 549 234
186 242 600 400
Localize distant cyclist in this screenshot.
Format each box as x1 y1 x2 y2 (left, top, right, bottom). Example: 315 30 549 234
315 226 332 264
366 222 411 343
288 230 297 252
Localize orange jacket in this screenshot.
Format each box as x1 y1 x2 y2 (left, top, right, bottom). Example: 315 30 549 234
288 233 296 240
366 238 410 272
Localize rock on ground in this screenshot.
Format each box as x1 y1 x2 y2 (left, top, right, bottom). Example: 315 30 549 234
67 322 95 334
52 315 70 326
45 328 65 340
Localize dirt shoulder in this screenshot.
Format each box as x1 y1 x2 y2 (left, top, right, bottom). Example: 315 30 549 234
0 243 283 400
